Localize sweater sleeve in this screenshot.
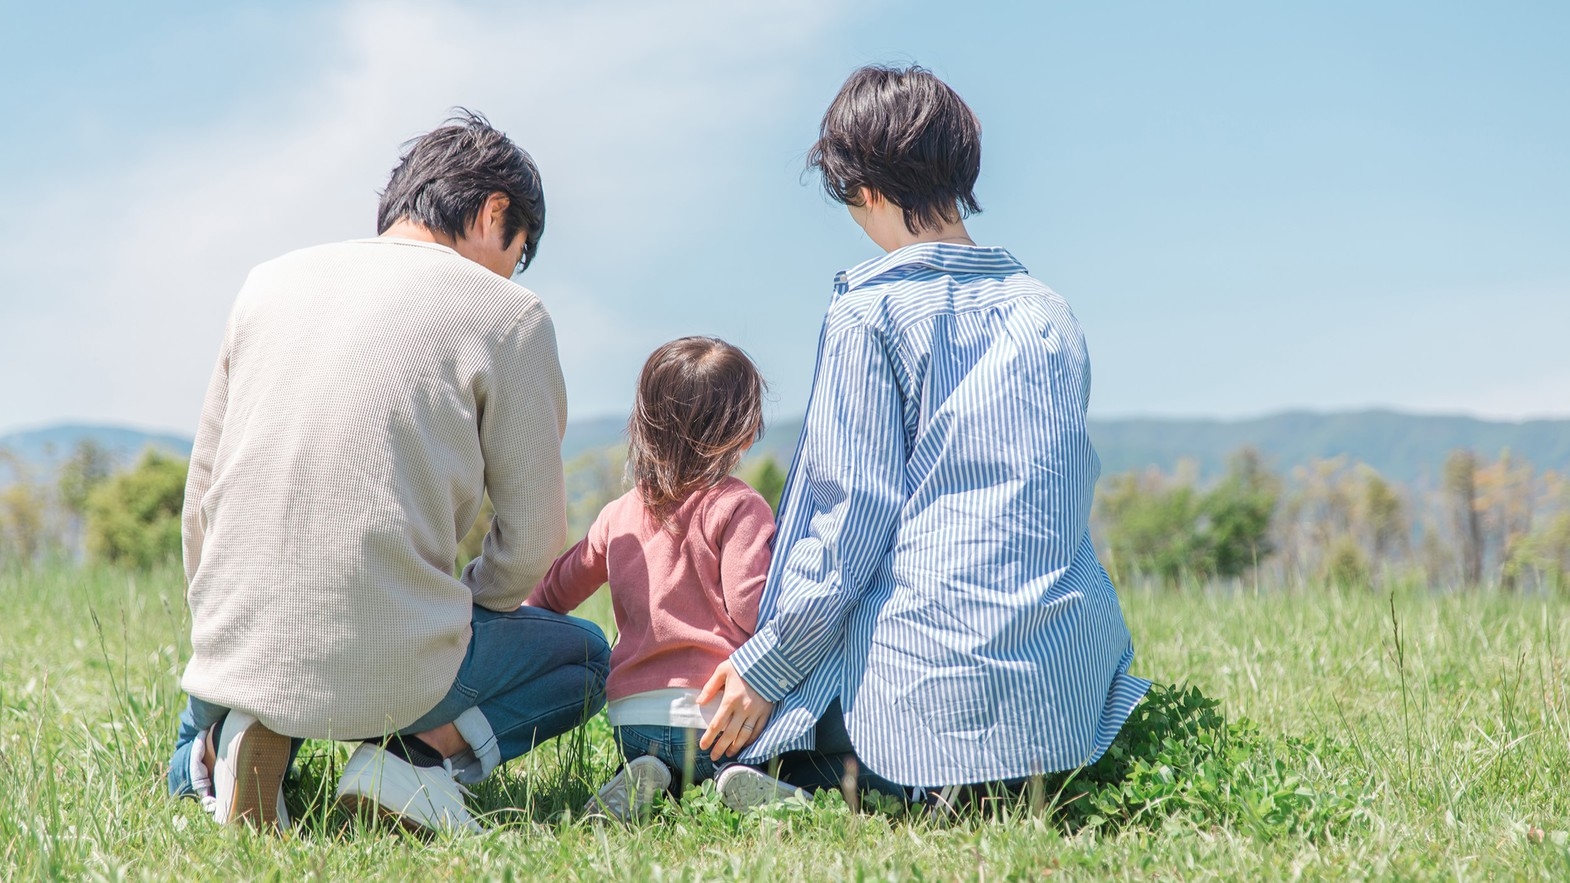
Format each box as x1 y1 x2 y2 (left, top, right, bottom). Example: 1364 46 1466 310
714 487 775 635
182 322 231 587
461 298 570 611
525 506 611 614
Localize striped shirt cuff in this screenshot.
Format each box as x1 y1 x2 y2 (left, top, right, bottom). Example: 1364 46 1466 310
730 626 805 703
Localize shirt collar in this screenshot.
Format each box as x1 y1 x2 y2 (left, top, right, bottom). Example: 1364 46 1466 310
837 242 1027 294
354 236 462 258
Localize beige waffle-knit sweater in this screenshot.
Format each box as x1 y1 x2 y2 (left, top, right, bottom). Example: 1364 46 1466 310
179 237 569 740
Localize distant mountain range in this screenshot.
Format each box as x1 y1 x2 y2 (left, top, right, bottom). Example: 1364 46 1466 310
0 424 193 482
1085 410 1570 485
563 409 1570 486
5 409 1567 487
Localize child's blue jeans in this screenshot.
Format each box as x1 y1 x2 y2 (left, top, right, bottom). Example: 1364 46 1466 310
613 724 739 794
169 604 610 797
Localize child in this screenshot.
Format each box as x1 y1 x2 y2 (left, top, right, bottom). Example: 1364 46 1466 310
525 336 806 819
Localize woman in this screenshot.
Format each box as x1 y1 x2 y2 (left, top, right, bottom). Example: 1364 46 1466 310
696 65 1151 809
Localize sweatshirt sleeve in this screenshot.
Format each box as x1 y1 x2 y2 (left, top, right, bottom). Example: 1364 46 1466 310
461 298 570 611
714 487 775 635
525 506 611 614
182 323 232 588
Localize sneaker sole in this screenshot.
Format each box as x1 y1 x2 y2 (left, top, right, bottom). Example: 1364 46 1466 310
336 792 435 835
718 770 807 812
221 722 292 830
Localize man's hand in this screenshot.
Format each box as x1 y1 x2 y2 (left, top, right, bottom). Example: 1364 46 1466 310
697 660 773 761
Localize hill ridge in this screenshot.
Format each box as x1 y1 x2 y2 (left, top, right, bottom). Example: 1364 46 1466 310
6 410 1567 487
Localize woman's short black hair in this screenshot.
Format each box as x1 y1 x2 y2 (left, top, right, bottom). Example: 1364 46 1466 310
377 109 546 273
808 65 982 234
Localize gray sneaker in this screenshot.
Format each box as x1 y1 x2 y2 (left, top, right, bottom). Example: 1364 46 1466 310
585 755 672 821
715 765 809 812
210 712 292 831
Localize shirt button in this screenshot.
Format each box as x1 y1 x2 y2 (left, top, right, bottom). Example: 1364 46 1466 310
777 678 789 688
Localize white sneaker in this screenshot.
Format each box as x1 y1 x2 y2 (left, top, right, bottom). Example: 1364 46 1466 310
202 786 290 829
334 741 482 833
210 712 292 831
584 755 672 821
715 765 809 812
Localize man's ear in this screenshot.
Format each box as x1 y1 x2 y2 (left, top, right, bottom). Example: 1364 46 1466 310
482 192 511 235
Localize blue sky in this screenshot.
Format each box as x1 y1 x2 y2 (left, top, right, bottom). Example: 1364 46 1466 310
1 0 1566 436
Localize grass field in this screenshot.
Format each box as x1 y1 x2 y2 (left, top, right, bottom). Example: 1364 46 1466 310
2 565 1567 881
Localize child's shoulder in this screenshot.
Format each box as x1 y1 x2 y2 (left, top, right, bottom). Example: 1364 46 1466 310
713 474 767 502
593 488 649 531
689 478 773 547
698 476 771 520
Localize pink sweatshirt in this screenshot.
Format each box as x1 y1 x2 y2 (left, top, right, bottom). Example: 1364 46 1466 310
525 476 774 702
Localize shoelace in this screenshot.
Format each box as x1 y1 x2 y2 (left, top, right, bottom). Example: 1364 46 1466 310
192 727 220 818
442 758 475 800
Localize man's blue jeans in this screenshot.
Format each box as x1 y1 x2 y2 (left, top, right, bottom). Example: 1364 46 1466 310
169 604 610 797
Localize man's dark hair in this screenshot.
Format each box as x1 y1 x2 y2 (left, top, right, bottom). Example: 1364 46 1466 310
377 109 546 273
808 65 982 234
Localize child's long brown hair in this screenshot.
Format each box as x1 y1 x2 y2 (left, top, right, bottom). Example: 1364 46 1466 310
627 337 766 522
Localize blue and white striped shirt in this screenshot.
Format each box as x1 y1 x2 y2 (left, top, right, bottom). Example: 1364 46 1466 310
731 242 1151 787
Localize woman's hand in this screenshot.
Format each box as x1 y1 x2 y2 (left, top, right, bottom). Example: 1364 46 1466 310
697 660 774 761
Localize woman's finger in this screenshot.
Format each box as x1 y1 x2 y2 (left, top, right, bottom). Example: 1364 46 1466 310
734 715 763 750
710 722 737 760
696 665 728 706
712 709 749 760
700 698 735 751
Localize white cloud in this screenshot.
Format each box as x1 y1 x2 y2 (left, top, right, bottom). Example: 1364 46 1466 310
0 0 847 434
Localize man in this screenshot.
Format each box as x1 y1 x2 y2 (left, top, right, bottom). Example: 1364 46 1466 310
697 66 1152 809
168 112 610 833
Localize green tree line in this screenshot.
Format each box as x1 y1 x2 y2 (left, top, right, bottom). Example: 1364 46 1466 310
0 440 790 574
0 441 186 570
1093 448 1570 591
5 438 1566 592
